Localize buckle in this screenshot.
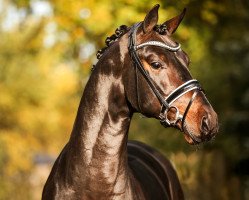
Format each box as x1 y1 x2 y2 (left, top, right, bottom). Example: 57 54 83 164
159 106 183 127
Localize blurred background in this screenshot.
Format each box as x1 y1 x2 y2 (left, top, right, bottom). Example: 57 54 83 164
0 0 248 199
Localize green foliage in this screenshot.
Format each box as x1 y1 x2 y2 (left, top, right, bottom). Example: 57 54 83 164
0 0 248 199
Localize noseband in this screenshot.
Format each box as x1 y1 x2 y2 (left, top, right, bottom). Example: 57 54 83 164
128 23 203 143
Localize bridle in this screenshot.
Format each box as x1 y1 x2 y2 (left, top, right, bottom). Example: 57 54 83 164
128 23 203 143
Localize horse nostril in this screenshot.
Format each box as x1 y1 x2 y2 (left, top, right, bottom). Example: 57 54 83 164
201 116 210 135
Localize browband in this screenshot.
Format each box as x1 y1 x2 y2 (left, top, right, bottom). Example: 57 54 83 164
135 41 181 51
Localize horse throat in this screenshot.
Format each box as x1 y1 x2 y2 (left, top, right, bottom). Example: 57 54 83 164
68 63 134 198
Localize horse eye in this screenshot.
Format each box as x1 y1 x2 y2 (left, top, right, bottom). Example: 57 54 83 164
150 62 162 70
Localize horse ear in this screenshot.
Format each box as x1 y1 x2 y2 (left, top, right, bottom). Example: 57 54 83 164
143 4 160 33
162 8 186 35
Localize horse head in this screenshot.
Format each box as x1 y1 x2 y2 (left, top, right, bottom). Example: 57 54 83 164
123 4 218 144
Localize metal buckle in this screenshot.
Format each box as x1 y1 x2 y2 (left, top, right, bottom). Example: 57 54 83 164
160 106 183 127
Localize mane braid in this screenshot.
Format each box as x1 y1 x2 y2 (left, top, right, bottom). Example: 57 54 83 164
153 24 167 34
91 24 166 71
96 25 129 60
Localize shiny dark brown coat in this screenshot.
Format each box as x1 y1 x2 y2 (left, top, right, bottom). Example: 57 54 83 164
42 4 218 200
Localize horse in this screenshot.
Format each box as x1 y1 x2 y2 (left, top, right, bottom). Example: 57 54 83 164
42 4 218 200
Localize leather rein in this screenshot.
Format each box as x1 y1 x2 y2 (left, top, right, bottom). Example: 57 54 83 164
128 23 203 143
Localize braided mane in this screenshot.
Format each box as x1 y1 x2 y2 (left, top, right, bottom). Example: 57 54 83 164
96 25 129 60
95 24 167 61
90 24 168 72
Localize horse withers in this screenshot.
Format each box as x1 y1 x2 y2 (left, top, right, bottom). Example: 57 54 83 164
42 4 218 200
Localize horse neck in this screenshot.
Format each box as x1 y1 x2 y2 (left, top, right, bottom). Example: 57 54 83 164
67 48 134 197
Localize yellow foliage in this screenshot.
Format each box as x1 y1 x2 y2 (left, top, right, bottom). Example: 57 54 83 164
201 10 218 25
184 28 207 63
84 3 113 34
50 64 78 96
170 152 199 186
0 131 33 175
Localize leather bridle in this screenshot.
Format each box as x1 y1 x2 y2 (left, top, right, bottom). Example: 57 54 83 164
128 23 203 143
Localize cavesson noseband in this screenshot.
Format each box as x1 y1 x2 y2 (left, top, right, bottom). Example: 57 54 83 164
128 23 203 143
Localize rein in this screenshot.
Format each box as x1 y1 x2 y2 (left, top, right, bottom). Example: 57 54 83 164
128 23 203 143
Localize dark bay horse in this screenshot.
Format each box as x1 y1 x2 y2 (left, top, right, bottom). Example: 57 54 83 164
42 4 218 200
